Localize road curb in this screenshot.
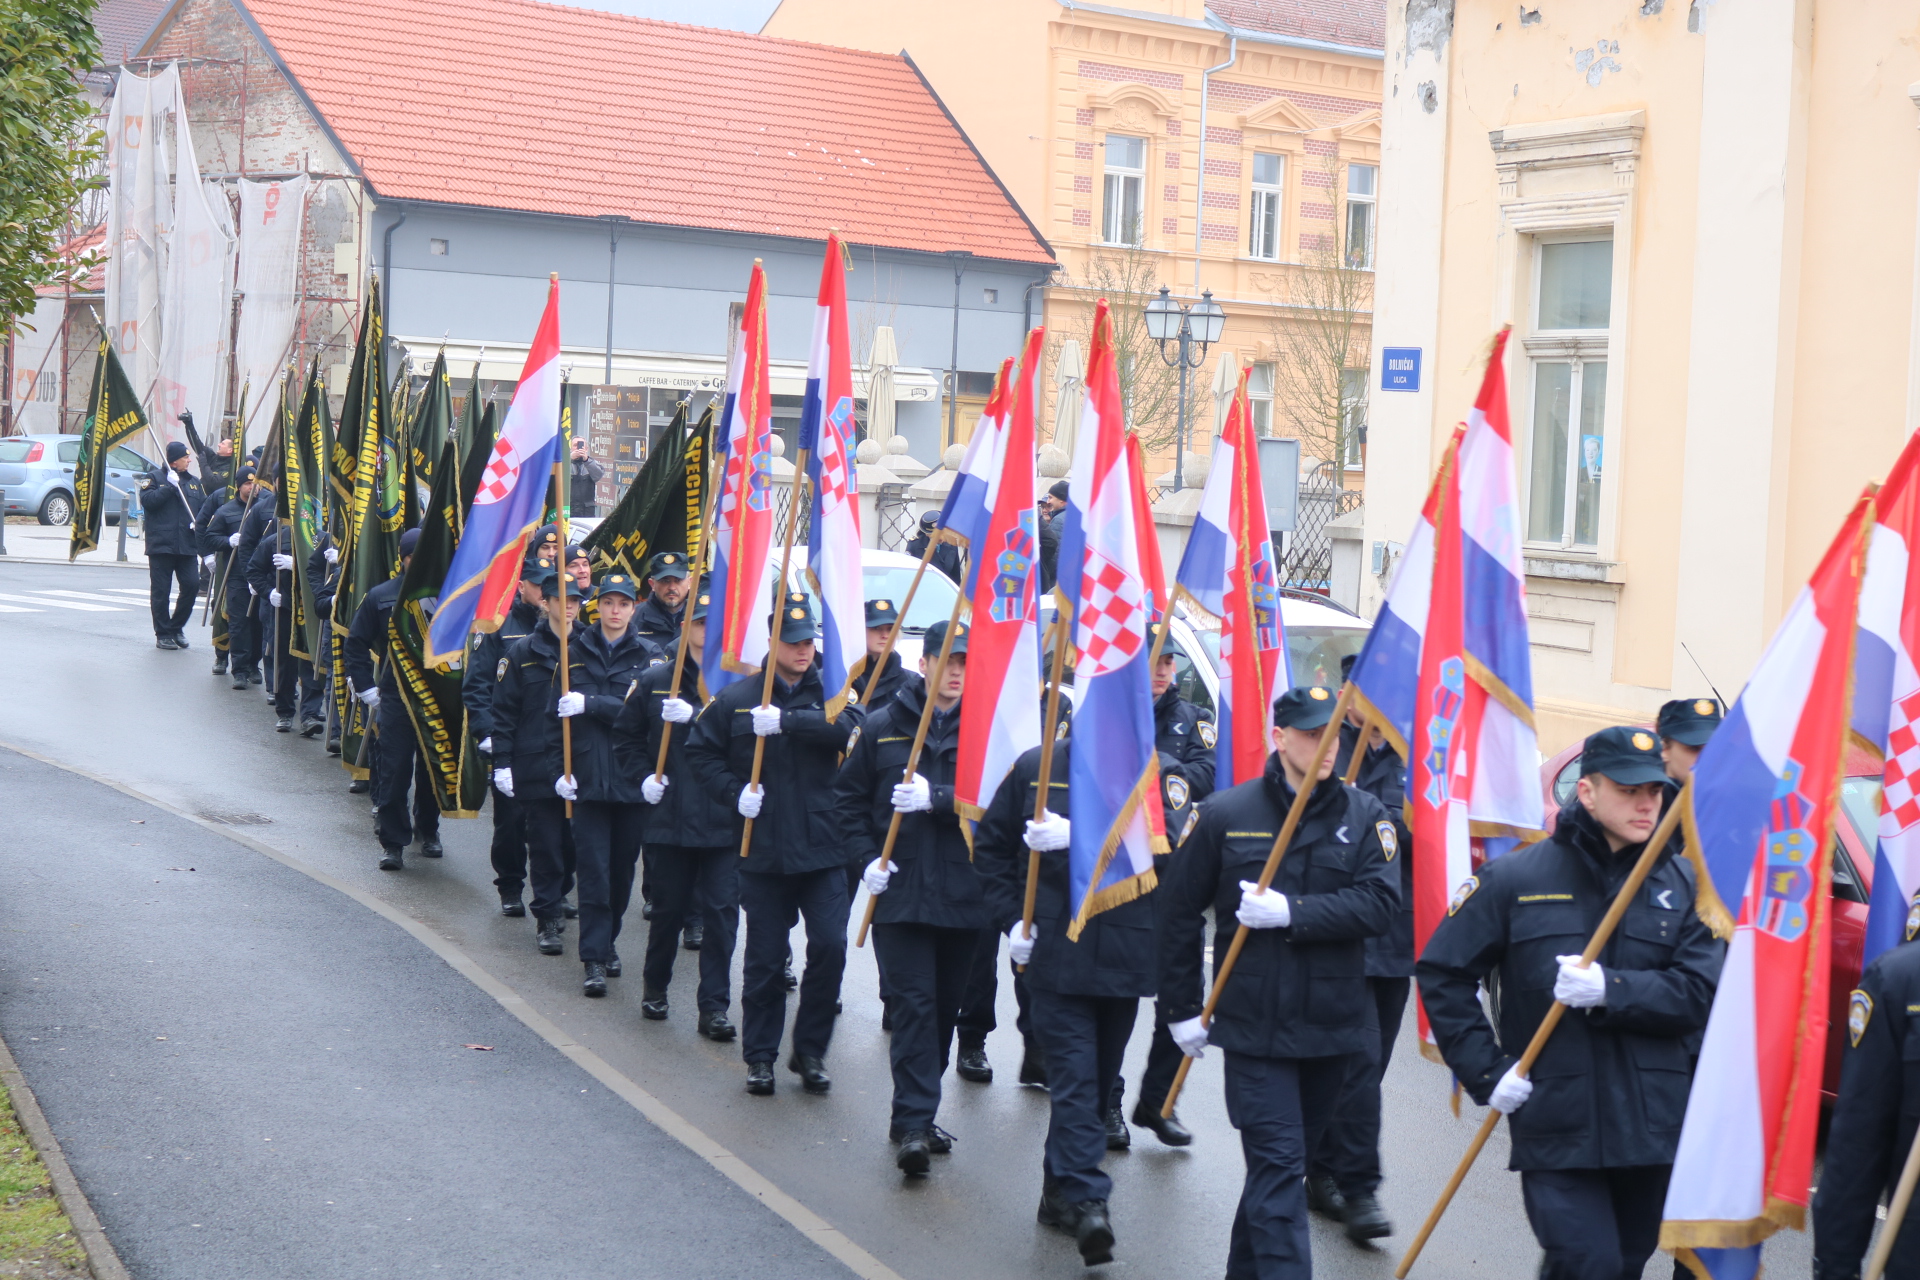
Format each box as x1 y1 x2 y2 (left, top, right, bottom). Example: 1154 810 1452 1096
0 739 906 1280
0 554 147 570
0 1031 132 1280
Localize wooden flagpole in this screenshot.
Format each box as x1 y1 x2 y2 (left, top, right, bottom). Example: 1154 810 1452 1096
1018 613 1073 969
739 445 812 856
1865 1127 1920 1280
862 534 940 706
552 320 574 818
652 427 723 784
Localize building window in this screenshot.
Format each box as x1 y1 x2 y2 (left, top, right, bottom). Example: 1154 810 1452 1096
1525 238 1613 549
982 288 998 304
428 238 449 256
1340 367 1367 469
1247 361 1275 435
1344 164 1376 269
1103 134 1146 246
1249 153 1283 261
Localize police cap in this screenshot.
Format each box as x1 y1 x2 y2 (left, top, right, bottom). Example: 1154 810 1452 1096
923 619 969 657
1580 725 1669 787
865 597 900 629
1273 685 1338 731
1656 697 1722 748
595 572 640 601
773 591 817 642
646 550 690 581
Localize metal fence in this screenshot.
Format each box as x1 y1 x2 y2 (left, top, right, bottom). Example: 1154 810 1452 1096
874 482 918 552
1281 468 1362 593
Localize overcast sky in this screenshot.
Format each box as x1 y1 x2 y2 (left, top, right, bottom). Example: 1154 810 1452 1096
567 0 780 32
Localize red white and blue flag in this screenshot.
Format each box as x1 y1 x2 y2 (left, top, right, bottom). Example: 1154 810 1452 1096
956 328 1045 820
938 360 1014 595
1175 366 1288 791
427 277 563 666
1057 301 1161 937
703 262 778 691
1661 493 1871 1279
801 234 864 717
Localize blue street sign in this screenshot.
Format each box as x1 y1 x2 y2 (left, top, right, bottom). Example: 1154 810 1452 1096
1381 347 1421 392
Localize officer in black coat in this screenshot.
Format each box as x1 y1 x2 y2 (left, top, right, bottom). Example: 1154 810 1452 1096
633 549 690 652
974 728 1158 1267
623 579 739 1040
1656 696 1721 784
344 529 444 869
1158 685 1398 1280
848 597 924 711
1305 659 1415 1240
1037 481 1066 594
1814 932 1920 1280
1417 726 1721 1280
556 570 657 998
249 520 320 733
308 530 342 749
221 483 274 688
140 442 209 650
685 593 865 1097
490 568 584 957
463 556 546 915
905 510 965 584
834 619 981 1173
198 465 256 674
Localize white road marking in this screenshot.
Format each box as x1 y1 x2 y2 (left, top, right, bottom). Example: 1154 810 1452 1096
99 588 155 597
0 593 122 612
0 604 42 613
31 589 144 605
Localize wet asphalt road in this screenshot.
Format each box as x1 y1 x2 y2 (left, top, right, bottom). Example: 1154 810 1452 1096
0 557 1809 1279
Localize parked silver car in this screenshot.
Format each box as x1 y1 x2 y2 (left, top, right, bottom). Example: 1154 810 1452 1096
0 433 155 525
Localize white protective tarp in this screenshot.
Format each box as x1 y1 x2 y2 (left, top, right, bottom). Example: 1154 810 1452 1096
7 297 68 434
154 104 235 448
104 64 181 413
231 176 309 447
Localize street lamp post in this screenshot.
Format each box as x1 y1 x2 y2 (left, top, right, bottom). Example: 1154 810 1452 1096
1143 285 1226 490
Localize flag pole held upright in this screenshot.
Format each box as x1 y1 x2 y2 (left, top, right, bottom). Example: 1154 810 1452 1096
739 445 811 857
551 293 574 819
1019 615 1073 970
654 432 722 784
1866 1129 1920 1280
1394 786 1690 1278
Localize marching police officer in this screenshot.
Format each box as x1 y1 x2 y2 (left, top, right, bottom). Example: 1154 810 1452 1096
1814 930 1920 1280
848 597 923 709
198 464 256 673
556 570 656 998
344 528 445 870
625 578 739 1037
1306 661 1414 1241
686 593 865 1097
1417 725 1721 1280
905 511 964 584
1158 685 1397 1279
834 619 980 1173
974 725 1155 1267
463 555 548 915
1656 697 1721 784
633 550 690 651
490 567 585 956
140 441 209 652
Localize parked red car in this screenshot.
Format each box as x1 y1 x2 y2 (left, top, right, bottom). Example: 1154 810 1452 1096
1532 734 1876 1101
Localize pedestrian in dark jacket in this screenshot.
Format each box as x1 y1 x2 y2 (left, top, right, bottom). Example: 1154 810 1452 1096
344 529 443 869
1037 481 1067 594
140 442 208 649
834 620 982 1172
1417 726 1720 1280
198 465 256 673
568 438 605 517
905 510 964 584
684 593 865 1097
489 569 584 956
1158 686 1399 1280
220 483 274 686
621 580 740 1039
463 558 546 913
848 596 924 711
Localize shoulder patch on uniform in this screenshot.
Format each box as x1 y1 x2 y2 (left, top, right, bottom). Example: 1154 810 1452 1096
1376 820 1397 860
650 656 667 667
845 726 861 753
1178 808 1200 846
1197 719 1216 749
497 657 507 680
1849 988 1873 1048
1164 773 1190 812
1055 718 1070 741
1448 876 1480 916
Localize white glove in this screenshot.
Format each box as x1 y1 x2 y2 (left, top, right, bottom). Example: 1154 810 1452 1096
1236 881 1291 930
324 546 339 564
228 531 241 547
556 691 586 718
1024 811 1070 852
272 552 294 571
477 737 492 754
1554 955 1607 1008
492 767 514 797
891 774 932 813
1489 1064 1533 1114
554 774 578 801
862 858 894 896
268 588 282 608
660 697 693 724
751 704 782 736
1170 1015 1209 1059
737 784 764 818
641 774 667 804
248 585 257 597
1007 924 1035 966
358 686 380 710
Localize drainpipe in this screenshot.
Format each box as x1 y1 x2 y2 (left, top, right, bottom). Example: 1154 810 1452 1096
1022 265 1060 336
603 215 629 384
945 250 971 450
380 204 407 335
1194 29 1239 290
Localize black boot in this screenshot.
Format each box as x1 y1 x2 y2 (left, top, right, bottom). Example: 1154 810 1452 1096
212 653 227 674
500 894 526 918
1343 1192 1393 1242
604 950 621 977
377 847 403 871
1036 1177 1074 1230
956 1034 993 1084
1073 1200 1115 1265
172 633 189 649
300 716 324 738
697 1010 736 1042
745 1061 775 1096
418 835 443 858
1306 1173 1348 1222
682 917 704 950
562 902 579 920
890 1123 953 1154
348 778 370 794
537 919 565 956
893 1130 932 1176
1019 1039 1049 1088
787 1054 830 1095
640 987 668 1020
582 962 608 998
275 715 294 732
1103 1106 1131 1151
1130 1099 1193 1147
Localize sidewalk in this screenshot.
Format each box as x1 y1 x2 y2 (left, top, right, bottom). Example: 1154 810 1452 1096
1 517 148 568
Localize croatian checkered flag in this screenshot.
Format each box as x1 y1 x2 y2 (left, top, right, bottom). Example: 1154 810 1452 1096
1056 299 1161 937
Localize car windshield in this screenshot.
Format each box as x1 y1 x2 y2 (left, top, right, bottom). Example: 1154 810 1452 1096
1188 624 1368 691
862 565 958 631
0 441 31 463
1839 775 1884 851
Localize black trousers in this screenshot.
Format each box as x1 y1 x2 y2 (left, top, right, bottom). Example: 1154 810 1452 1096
148 553 199 637
572 801 644 964
269 605 324 718
521 796 574 922
955 927 1000 1039
1309 975 1410 1195
642 844 739 1011
739 868 847 1066
1108 1001 1182 1116
227 591 260 674
872 922 977 1134
1223 1051 1348 1280
1031 989 1137 1205
374 698 440 851
489 786 529 894
845 858 889 1004
1521 1166 1671 1280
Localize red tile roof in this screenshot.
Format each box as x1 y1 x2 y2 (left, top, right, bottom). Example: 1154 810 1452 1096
1207 0 1385 52
234 0 1053 265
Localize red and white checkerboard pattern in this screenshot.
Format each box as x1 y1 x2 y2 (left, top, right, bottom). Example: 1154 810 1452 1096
1075 551 1147 677
817 421 852 514
1883 689 1920 832
474 436 522 506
